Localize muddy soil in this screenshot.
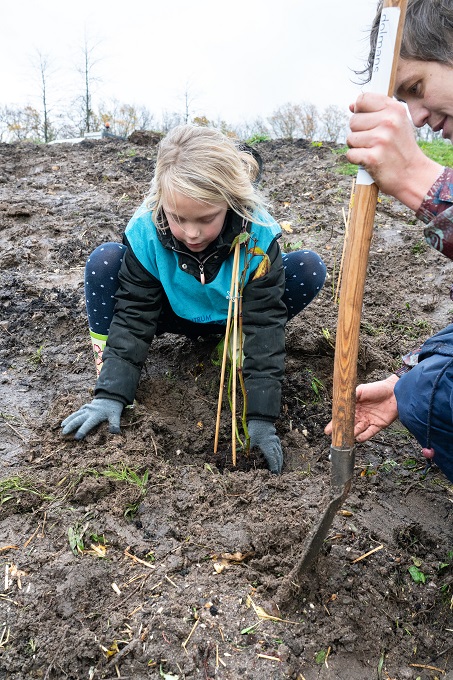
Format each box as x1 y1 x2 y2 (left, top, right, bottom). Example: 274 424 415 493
0 135 452 680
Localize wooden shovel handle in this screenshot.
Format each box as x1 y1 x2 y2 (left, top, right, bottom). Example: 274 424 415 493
331 0 407 448
331 183 379 447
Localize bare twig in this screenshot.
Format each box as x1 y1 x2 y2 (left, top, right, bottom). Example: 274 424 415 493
182 617 199 652
1 419 27 442
352 544 384 563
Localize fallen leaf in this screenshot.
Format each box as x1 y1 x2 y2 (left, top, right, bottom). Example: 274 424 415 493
280 221 293 233
211 551 255 571
111 582 122 595
246 595 298 623
101 640 119 658
9 564 27 589
84 543 107 558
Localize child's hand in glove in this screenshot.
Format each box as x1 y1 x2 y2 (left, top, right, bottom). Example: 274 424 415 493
248 420 283 474
61 398 123 440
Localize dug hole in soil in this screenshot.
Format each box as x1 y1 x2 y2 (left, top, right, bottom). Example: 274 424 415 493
0 134 452 680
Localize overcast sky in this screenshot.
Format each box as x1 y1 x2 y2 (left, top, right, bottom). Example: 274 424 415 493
1 0 380 126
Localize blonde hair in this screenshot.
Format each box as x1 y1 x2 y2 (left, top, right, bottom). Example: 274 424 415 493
145 124 267 229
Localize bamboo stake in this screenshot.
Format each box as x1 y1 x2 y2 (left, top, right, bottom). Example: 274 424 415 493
214 241 240 453
334 177 355 305
231 242 240 466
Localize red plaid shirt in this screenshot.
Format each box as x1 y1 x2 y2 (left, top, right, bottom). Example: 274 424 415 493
395 166 453 375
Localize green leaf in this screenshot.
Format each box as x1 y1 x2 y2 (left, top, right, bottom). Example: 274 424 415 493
230 232 250 250
408 565 426 584
68 526 84 556
315 650 327 665
240 625 258 634
377 650 385 679
238 232 250 244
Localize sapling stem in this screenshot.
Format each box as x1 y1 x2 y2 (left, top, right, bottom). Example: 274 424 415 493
214 241 240 454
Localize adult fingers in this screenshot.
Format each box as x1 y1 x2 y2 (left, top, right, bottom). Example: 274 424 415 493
354 422 381 442
352 92 393 114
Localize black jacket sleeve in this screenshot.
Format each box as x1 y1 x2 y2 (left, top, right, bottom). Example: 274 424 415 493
241 239 287 420
95 242 162 405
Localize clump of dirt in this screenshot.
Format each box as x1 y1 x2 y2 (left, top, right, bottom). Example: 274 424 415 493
0 136 452 680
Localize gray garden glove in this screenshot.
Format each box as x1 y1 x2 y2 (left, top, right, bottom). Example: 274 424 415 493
61 398 123 440
248 420 283 474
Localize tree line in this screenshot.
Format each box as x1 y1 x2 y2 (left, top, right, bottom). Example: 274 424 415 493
0 40 440 145
0 98 351 145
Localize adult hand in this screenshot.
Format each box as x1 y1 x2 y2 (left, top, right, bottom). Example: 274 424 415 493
346 92 442 211
324 374 399 443
61 398 123 440
248 420 283 474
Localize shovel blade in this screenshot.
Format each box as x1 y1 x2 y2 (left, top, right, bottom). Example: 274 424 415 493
275 446 354 608
295 445 355 571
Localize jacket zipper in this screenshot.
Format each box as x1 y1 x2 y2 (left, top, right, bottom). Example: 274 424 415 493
171 247 218 286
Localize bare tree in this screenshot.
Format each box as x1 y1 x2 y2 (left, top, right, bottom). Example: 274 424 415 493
295 102 319 141
233 117 270 141
179 80 200 124
160 110 184 133
268 103 299 139
321 104 348 143
0 107 10 142
415 125 443 142
76 33 103 133
32 50 56 143
268 102 321 140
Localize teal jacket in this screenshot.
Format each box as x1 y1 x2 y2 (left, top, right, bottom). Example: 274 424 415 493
96 205 287 420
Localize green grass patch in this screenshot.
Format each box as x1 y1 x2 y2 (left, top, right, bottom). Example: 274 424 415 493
245 133 270 145
418 139 453 166
99 464 149 494
334 139 453 176
0 476 53 505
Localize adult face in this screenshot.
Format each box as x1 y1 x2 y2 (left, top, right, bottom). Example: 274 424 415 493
395 58 453 141
162 190 228 253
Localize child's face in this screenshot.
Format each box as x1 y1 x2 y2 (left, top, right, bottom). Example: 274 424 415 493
395 58 453 141
162 191 228 253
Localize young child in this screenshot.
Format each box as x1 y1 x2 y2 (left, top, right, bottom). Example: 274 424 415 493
62 124 326 473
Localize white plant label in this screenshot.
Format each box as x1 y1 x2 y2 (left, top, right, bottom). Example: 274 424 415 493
357 7 401 186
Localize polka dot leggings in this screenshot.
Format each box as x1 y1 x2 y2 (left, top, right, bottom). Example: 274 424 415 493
85 243 326 335
85 243 126 335
281 249 326 318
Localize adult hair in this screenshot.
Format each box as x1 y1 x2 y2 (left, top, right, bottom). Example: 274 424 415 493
361 0 453 82
145 124 267 229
